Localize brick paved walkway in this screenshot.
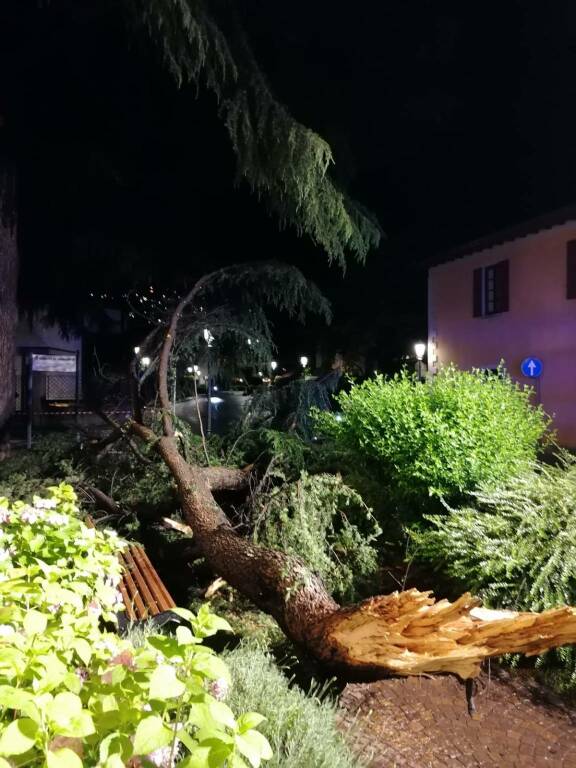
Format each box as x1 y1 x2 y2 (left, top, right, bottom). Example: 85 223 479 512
338 669 576 767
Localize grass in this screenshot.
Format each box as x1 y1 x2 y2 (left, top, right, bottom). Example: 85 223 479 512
223 642 363 768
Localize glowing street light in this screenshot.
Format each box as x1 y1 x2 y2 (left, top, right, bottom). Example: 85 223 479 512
186 366 193 374
270 361 277 371
299 356 308 369
133 346 140 355
141 356 151 368
414 342 426 380
203 328 214 347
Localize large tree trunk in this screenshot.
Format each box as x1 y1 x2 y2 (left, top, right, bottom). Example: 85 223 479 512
0 156 17 440
128 268 576 682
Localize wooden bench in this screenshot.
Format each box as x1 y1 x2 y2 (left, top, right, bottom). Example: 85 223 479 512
86 516 176 622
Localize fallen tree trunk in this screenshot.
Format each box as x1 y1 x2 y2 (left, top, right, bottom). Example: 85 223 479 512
129 268 576 681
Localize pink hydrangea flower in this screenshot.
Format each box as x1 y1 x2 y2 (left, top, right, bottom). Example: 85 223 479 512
208 677 229 701
146 745 180 768
34 497 58 510
0 548 11 565
46 512 68 526
75 667 89 683
20 507 39 524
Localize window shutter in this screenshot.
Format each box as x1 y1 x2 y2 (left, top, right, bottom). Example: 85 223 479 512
567 240 576 299
493 259 509 313
473 268 483 317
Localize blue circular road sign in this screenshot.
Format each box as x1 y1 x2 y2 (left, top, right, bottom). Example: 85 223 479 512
520 357 543 378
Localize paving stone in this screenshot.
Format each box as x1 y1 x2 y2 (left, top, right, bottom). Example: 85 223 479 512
339 671 576 768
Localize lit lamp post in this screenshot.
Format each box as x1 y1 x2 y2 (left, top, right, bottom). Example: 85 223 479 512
414 342 426 381
299 355 308 378
204 329 214 436
270 360 277 384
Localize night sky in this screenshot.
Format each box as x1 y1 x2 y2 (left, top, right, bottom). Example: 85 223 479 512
3 1 576 368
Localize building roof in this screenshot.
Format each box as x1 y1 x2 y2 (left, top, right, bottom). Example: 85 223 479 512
434 203 576 267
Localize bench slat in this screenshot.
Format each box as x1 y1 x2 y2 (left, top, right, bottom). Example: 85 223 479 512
118 580 137 622
132 545 175 611
130 545 175 613
122 547 161 618
84 515 176 622
119 550 150 619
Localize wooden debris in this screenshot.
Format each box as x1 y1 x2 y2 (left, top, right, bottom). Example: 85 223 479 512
204 577 227 599
308 588 576 680
161 517 193 537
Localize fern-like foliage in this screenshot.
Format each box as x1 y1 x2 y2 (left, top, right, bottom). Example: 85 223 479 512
127 0 381 267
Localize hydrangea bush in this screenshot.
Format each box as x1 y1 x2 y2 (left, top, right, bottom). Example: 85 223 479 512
0 484 271 768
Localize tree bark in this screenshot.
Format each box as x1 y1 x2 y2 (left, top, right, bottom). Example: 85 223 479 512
0 161 17 440
129 268 576 681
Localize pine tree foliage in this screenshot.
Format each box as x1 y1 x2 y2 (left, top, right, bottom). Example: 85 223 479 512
253 471 381 601
413 454 576 611
129 0 381 267
412 453 576 686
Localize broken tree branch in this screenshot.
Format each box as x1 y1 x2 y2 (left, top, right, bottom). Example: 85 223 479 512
96 410 153 465
80 485 123 517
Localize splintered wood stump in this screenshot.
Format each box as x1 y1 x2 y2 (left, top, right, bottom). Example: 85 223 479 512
307 588 576 679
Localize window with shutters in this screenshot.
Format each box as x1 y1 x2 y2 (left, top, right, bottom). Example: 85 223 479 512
472 260 509 317
567 240 576 299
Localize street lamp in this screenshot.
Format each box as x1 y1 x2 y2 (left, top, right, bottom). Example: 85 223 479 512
141 356 150 368
414 342 426 380
133 346 140 355
299 355 308 368
203 330 214 435
186 366 193 374
270 361 277 371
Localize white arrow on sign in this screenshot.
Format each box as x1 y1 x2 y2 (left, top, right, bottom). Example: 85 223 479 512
527 360 536 376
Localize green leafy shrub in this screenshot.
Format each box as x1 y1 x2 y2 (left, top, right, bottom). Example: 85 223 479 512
0 434 80 500
253 472 381 601
0 483 271 767
411 453 576 688
224 643 362 768
316 365 551 511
